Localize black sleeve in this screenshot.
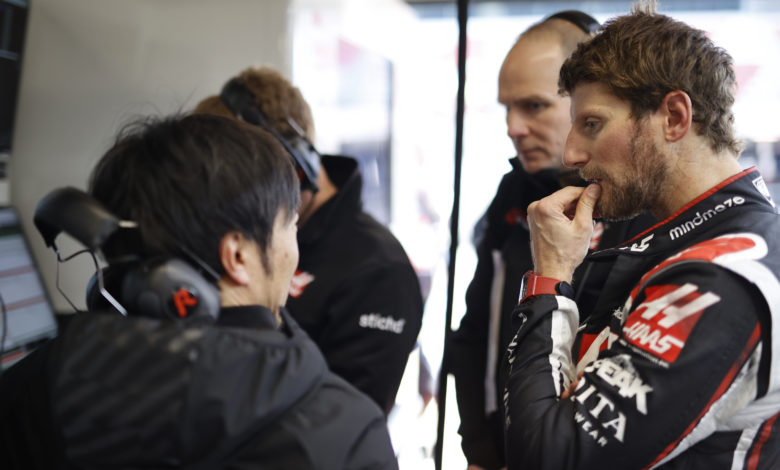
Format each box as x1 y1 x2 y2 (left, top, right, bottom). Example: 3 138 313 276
504 261 767 469
450 235 504 468
450 177 519 469
0 341 67 470
316 262 423 415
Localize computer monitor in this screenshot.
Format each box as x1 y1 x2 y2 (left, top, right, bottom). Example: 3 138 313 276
0 206 58 369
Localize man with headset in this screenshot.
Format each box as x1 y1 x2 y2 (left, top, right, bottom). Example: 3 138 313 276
0 114 398 469
449 10 653 470
193 67 424 416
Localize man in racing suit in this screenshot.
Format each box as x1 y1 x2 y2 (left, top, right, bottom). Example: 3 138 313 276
504 3 780 469
450 11 654 469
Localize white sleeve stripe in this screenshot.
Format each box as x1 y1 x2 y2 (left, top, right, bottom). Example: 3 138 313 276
548 296 579 396
731 423 760 470
484 250 506 414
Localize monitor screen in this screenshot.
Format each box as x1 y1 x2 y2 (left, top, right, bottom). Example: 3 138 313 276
0 0 30 152
0 206 58 369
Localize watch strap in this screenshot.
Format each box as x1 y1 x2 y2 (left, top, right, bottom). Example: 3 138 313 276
520 271 574 303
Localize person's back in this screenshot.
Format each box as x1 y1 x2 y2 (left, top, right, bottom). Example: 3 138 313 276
2 310 395 469
286 154 422 414
0 114 398 470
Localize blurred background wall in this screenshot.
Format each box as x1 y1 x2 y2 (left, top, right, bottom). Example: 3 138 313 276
7 0 292 312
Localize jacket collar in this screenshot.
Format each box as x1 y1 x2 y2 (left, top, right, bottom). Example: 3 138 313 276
297 155 363 245
217 305 279 330
507 157 586 204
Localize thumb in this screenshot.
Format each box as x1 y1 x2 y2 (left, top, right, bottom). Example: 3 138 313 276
574 183 601 225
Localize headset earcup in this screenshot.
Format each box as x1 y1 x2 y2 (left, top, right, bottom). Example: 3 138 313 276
120 258 220 321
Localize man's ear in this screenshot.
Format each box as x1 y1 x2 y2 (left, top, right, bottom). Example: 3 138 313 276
660 90 692 143
218 231 251 286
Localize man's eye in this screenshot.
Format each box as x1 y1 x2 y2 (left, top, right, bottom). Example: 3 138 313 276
583 119 601 133
525 102 545 112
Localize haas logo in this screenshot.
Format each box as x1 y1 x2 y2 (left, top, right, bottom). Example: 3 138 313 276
623 283 720 363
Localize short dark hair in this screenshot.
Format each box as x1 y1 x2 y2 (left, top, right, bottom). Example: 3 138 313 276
89 113 300 274
194 66 315 143
559 2 740 155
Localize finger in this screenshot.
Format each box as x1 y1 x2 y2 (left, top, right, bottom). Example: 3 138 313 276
532 186 585 219
574 184 601 226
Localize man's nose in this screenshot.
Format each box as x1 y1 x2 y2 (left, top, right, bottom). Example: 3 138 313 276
563 131 589 168
506 109 530 138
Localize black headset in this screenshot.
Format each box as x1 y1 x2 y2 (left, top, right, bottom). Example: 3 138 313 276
85 256 221 321
220 78 321 193
34 187 221 321
545 10 600 34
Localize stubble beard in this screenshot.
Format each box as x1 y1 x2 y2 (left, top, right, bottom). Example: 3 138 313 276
587 122 670 221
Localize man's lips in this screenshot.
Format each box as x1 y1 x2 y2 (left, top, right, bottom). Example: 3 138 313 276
580 171 604 184
518 148 543 158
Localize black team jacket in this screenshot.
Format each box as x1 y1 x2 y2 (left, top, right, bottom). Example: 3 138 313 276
0 307 398 470
286 155 423 415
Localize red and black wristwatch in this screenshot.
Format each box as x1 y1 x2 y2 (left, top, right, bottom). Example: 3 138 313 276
519 270 575 303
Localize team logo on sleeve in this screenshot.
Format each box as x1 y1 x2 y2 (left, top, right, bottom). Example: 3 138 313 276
623 283 720 364
289 270 315 298
359 313 406 334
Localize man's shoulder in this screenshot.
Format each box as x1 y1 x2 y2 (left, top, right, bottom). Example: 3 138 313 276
644 232 779 282
237 370 397 469
328 210 416 268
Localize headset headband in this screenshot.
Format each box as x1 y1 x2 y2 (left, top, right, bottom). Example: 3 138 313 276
219 78 320 193
545 10 600 34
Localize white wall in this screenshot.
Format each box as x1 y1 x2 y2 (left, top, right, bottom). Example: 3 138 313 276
10 0 293 311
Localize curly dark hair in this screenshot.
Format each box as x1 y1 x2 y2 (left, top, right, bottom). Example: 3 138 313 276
559 1 740 155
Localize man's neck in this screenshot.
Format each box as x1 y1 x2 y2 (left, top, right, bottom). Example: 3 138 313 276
653 144 743 220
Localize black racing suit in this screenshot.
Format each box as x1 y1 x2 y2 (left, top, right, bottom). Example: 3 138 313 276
0 307 397 470
450 159 653 469
286 155 423 415
505 167 780 469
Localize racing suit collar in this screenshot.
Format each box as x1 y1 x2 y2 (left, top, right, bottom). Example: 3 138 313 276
589 167 773 261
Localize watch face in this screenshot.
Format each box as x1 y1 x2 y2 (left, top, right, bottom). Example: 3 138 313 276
520 270 534 302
